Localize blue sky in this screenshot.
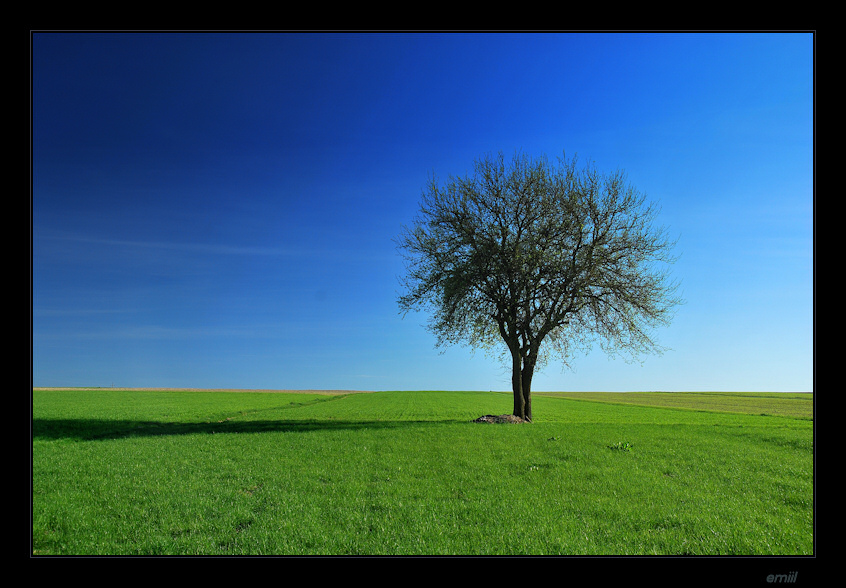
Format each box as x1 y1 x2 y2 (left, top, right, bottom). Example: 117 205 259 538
31 32 814 392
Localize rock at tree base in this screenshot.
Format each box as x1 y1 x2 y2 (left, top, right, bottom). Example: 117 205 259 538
473 414 530 424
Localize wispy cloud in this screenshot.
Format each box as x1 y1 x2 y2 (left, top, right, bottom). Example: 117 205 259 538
34 323 289 341
40 231 300 258
33 308 138 317
36 230 394 264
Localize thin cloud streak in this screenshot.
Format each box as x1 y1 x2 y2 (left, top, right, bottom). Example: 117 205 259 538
38 231 397 264
34 323 292 341
41 232 301 258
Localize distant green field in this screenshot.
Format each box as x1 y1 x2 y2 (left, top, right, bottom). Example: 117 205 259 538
32 389 813 555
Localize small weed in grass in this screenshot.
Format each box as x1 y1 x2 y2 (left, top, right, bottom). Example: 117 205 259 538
608 441 634 452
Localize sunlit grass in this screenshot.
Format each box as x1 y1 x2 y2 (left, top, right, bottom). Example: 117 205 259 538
32 389 813 555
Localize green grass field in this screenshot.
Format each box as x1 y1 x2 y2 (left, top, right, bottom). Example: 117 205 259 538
31 388 813 555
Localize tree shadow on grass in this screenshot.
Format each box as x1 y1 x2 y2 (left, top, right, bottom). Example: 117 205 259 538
32 417 459 442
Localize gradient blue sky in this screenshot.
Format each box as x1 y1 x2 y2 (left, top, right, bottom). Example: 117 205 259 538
31 31 814 392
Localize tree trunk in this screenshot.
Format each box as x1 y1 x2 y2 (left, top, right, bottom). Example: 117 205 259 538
510 348 534 422
520 354 535 422
511 349 526 419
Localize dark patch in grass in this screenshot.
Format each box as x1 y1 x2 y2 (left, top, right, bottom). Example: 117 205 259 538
32 417 422 442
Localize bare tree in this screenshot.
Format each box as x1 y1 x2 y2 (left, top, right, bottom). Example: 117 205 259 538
396 151 682 422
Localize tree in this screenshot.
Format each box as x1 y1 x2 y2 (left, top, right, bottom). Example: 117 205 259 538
396 151 682 422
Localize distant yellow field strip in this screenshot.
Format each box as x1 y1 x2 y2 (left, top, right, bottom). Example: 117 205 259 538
537 391 813 420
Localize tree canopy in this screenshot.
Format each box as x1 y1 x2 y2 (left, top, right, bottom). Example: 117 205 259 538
397 151 682 421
